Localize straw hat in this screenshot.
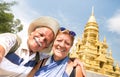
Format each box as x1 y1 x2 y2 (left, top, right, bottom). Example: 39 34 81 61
28 16 60 38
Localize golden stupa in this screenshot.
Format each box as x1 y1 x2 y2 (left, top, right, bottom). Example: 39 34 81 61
70 7 120 77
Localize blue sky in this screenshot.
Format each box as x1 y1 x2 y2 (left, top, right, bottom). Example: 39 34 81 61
5 0 120 64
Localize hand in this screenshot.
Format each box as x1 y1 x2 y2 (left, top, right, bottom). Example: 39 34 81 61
73 58 83 66
73 58 86 77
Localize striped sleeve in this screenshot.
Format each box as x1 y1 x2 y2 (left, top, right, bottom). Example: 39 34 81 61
0 33 17 56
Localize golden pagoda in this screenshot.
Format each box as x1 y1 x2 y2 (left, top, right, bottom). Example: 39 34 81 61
70 7 120 77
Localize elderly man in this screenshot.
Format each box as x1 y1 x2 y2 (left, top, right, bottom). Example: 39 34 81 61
0 16 60 77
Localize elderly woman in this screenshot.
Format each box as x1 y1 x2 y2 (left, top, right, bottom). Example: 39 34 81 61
28 27 85 77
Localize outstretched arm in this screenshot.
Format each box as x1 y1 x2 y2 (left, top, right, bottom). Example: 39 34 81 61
0 33 17 63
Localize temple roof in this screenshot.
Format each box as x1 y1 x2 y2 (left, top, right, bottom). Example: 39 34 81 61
95 54 107 62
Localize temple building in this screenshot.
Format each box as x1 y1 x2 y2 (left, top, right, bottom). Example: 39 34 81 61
69 7 120 77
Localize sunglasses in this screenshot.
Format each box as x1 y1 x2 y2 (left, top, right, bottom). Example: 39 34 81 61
60 27 76 37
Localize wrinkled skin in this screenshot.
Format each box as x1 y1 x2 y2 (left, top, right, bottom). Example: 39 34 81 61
28 27 54 53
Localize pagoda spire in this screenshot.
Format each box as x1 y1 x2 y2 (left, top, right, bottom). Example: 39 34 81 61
88 6 96 23
92 6 94 16
103 36 106 43
115 62 120 72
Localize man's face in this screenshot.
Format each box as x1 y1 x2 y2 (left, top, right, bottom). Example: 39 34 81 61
28 27 54 52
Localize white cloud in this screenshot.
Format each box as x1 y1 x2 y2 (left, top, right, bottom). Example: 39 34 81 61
11 0 32 37
107 10 120 35
11 0 39 27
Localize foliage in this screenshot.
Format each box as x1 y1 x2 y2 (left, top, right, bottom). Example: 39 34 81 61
0 0 23 33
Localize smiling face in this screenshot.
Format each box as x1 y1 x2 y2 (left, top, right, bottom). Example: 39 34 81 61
52 32 73 61
28 27 54 53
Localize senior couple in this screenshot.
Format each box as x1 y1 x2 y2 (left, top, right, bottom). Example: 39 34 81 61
0 16 86 77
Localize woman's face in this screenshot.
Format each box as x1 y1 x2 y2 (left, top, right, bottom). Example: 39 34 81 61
28 27 54 53
52 33 73 61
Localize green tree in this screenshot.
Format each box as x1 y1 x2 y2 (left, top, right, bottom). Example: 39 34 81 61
0 0 23 33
